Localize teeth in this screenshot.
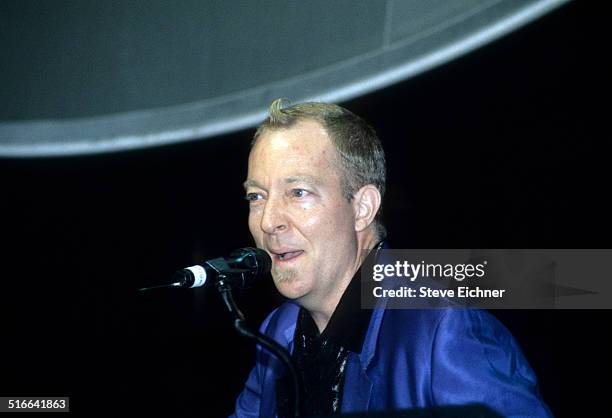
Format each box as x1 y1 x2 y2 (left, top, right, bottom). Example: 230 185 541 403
277 252 294 260
275 251 302 261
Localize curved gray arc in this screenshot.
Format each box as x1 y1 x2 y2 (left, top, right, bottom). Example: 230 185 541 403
0 0 568 158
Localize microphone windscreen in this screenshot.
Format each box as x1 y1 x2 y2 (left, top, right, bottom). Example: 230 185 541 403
234 247 271 277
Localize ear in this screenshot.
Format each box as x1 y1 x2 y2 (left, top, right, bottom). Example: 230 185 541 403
352 185 382 233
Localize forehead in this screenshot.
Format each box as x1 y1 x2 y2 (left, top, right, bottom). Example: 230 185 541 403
248 120 339 179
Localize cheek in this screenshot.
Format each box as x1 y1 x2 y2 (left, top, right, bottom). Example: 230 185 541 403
297 198 316 211
298 202 354 235
248 211 262 240
294 205 326 231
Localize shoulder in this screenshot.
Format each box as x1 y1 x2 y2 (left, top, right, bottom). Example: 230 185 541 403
426 309 551 415
375 308 521 359
413 309 540 393
378 306 506 330
430 308 519 352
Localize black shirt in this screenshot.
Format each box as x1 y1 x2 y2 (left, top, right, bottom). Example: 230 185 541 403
276 267 374 417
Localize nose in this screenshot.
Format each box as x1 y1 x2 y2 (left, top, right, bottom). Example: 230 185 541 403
260 195 288 235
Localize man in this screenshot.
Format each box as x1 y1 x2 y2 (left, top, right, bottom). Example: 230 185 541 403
232 99 552 417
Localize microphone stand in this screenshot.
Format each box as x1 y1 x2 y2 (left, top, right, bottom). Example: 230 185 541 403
216 275 301 418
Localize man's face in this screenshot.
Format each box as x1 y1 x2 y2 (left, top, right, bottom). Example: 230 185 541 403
245 120 359 307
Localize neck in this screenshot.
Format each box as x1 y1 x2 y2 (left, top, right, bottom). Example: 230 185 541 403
306 230 380 333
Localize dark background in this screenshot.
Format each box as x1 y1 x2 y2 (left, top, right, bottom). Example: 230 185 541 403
1 2 610 417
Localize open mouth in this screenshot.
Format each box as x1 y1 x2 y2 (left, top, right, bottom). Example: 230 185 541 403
274 250 304 262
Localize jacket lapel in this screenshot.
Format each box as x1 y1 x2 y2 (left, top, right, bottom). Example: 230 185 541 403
260 304 299 418
341 305 386 412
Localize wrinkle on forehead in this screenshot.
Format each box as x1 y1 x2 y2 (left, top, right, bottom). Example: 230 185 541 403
247 120 340 180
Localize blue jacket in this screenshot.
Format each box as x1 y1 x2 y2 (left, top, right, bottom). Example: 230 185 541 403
231 302 553 417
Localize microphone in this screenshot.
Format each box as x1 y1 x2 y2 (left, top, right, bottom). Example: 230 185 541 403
139 247 271 291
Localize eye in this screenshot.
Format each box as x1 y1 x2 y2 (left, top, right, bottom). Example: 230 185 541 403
245 192 263 202
290 188 309 198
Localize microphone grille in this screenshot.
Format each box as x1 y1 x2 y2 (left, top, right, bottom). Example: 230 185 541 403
229 247 272 277
244 247 272 276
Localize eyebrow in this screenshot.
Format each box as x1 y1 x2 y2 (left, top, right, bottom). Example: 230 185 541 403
243 179 262 190
242 175 324 190
285 175 324 186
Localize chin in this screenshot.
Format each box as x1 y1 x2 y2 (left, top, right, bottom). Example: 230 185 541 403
274 277 310 301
